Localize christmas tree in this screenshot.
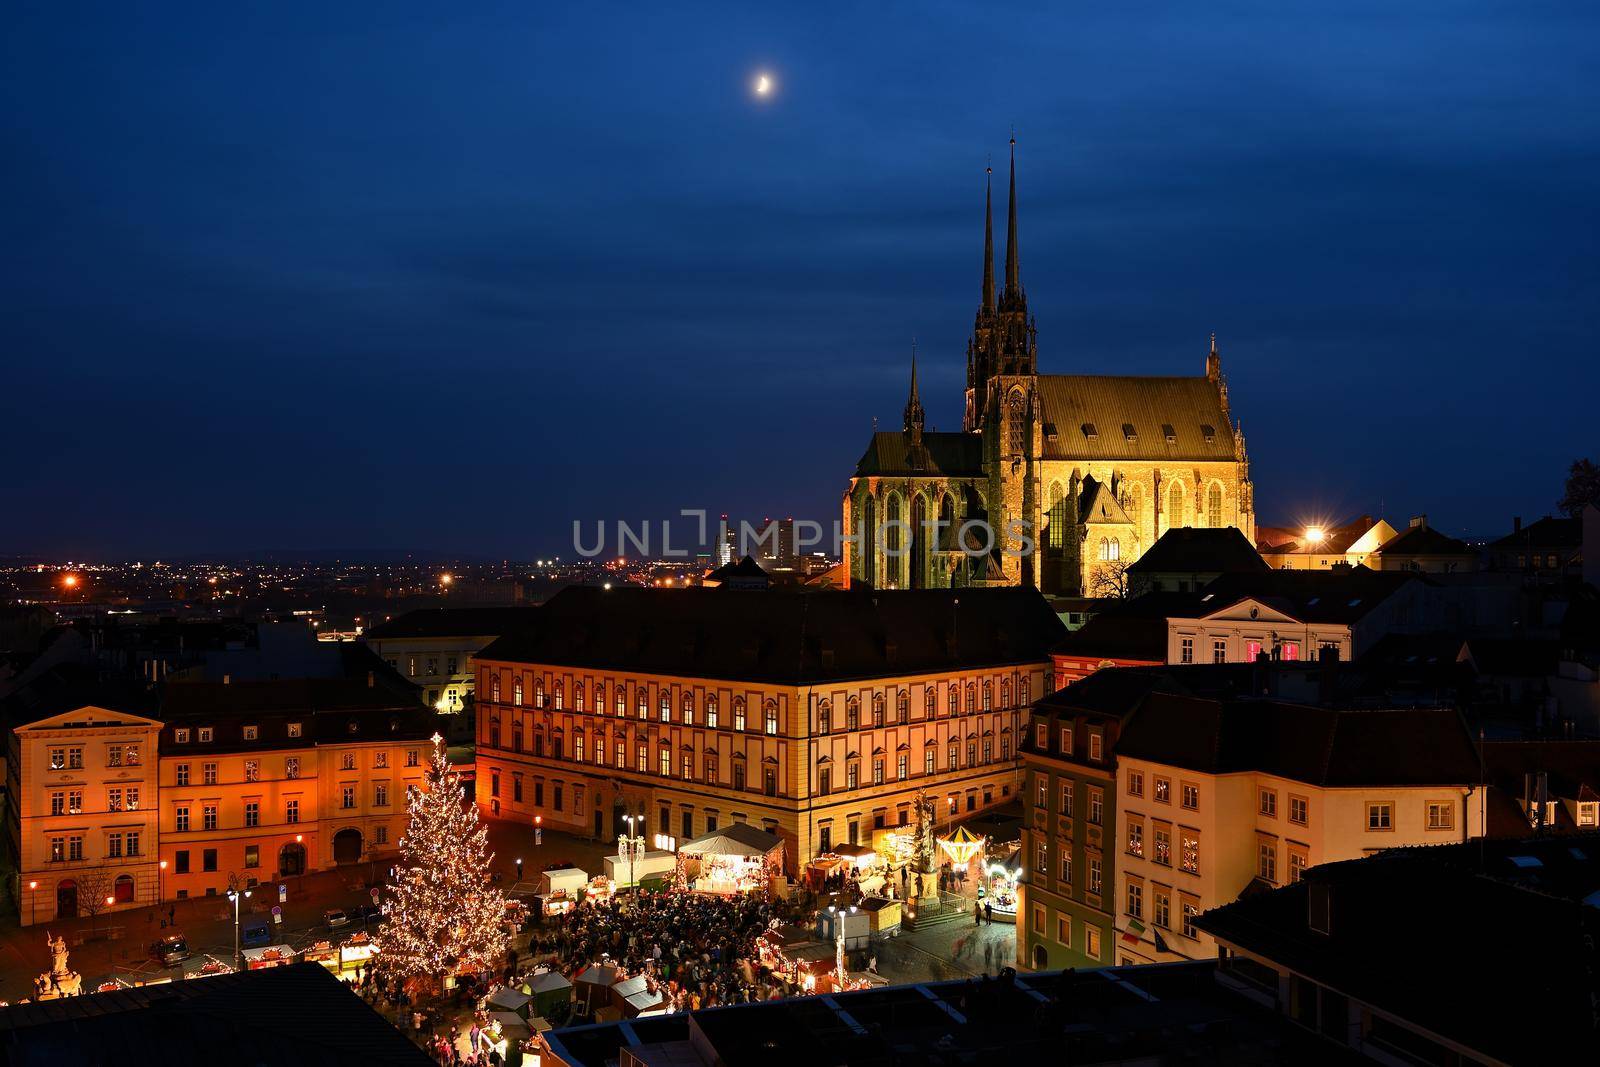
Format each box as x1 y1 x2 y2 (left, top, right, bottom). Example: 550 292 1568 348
377 734 520 989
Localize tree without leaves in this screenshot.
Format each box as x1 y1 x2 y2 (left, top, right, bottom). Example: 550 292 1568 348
376 736 521 991
1088 559 1132 599
74 868 114 935
1558 458 1600 518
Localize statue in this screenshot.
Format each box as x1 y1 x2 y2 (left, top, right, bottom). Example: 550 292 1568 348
34 932 82 999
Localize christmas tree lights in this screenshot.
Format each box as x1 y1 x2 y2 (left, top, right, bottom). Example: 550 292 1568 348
377 734 521 988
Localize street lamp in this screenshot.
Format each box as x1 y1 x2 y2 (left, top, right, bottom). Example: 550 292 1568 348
26 880 37 927
227 888 252 973
828 904 858 987
620 816 646 895
515 857 523 885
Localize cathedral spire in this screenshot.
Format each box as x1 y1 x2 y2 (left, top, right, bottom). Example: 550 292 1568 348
981 165 995 312
1003 136 1020 298
1207 332 1222 380
903 342 925 441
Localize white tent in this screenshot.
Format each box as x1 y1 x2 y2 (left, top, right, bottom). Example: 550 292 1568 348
678 822 783 858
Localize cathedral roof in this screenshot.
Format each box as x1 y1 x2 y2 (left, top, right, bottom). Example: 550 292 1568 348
1036 375 1236 462
853 431 983 478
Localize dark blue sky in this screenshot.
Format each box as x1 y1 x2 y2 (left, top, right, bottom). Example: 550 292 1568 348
4 2 1596 559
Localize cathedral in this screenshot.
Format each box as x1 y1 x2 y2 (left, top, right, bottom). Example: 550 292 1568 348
843 142 1256 595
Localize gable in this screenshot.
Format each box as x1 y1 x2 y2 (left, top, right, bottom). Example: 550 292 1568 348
1197 597 1304 626
16 705 164 733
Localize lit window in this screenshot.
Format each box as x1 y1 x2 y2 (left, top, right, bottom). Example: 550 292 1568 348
1367 802 1393 831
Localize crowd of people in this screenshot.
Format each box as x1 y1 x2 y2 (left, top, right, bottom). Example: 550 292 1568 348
526 890 800 1013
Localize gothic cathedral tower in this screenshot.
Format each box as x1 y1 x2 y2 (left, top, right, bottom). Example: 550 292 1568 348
965 140 1039 585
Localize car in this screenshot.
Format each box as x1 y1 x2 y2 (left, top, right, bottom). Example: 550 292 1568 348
323 908 350 929
150 933 190 966
353 903 386 926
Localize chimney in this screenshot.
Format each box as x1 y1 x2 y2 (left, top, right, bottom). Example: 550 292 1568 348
367 670 376 688
1513 516 1522 533
1409 514 1427 529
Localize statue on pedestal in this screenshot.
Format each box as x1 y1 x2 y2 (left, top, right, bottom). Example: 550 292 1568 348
34 933 82 999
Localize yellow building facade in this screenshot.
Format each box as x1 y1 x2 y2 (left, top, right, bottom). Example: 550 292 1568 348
7 704 163 926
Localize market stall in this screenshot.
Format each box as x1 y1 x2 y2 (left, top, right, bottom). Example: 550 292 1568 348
602 850 676 890
676 823 784 895
534 867 588 917
523 970 573 1019
242 945 298 971
339 932 379 972
572 962 620 1016
487 986 533 1020
611 974 665 1017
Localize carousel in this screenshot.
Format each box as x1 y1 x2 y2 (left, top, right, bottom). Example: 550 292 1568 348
978 850 1022 923
675 823 784 895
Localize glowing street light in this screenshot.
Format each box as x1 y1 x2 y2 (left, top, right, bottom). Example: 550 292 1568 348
1305 526 1326 545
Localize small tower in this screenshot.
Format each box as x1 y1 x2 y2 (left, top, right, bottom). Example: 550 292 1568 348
903 345 925 445
1206 333 1222 380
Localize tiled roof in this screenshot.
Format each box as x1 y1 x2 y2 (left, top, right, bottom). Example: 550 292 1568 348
366 606 541 640
1125 527 1268 575
1035 375 1235 462
478 586 1066 683
1194 835 1600 1065
853 431 983 477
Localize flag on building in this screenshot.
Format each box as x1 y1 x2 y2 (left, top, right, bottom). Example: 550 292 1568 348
1121 918 1146 945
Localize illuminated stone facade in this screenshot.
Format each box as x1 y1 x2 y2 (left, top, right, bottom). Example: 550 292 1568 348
845 145 1255 595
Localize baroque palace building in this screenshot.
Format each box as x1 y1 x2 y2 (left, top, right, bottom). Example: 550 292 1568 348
472 585 1065 867
844 141 1256 595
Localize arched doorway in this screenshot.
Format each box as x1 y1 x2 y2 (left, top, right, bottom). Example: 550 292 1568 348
56 879 77 918
279 842 307 877
113 874 135 904
1031 943 1048 970
332 828 363 865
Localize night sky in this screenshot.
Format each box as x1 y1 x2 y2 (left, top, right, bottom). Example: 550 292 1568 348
5 2 1596 559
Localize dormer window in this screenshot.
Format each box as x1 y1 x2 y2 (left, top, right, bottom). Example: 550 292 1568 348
1201 424 1216 443
287 722 303 738
174 729 190 744
1162 423 1176 443
1122 423 1137 442
243 725 258 741
1081 422 1098 439
197 727 213 743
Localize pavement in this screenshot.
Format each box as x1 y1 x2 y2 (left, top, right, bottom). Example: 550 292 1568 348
0 817 1012 1004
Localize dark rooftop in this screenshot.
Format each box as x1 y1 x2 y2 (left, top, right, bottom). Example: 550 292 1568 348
1375 522 1473 557
0 962 431 1066
479 586 1067 684
1195 834 1600 1066
1186 565 1423 624
543 961 1350 1067
1489 514 1581 550
1126 526 1269 575
1115 693 1480 785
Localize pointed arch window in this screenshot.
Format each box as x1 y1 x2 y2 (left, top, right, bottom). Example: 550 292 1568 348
1046 482 1068 549
1169 482 1186 528
1207 483 1223 527
1007 392 1027 455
